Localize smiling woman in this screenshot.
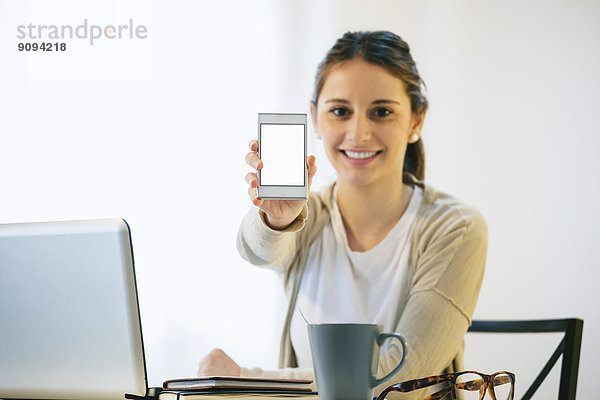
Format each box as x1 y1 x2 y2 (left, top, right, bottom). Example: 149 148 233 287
197 31 488 399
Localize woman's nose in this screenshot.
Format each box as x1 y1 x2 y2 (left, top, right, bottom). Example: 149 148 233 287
347 114 371 144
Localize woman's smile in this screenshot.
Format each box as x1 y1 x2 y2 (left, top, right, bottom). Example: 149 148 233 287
339 149 382 165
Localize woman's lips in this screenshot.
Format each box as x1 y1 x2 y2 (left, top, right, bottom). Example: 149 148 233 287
339 150 381 165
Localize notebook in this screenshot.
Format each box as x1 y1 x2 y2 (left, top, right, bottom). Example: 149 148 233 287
158 390 318 400
0 219 154 400
162 377 312 392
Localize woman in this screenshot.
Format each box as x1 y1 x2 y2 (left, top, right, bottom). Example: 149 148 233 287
197 31 487 395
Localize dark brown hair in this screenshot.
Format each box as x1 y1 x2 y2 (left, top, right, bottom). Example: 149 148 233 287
311 31 428 180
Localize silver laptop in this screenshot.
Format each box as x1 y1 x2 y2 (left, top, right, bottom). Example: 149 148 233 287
0 219 154 400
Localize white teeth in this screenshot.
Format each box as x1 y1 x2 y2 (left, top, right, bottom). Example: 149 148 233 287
343 150 378 159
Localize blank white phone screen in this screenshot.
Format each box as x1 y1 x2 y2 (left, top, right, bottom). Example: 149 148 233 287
260 124 305 186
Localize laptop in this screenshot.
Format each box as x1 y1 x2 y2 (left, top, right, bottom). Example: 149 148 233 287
0 219 159 400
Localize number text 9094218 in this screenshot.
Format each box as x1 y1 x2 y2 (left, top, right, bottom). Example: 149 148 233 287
18 42 67 51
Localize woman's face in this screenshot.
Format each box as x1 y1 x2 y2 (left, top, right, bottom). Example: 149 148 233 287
312 58 425 189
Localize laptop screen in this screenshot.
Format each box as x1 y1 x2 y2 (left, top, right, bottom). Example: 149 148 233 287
0 219 147 400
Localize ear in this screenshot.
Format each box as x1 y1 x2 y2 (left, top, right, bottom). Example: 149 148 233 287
310 101 320 139
408 109 427 143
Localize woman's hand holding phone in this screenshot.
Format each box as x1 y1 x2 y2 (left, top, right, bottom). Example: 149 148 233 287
245 140 316 230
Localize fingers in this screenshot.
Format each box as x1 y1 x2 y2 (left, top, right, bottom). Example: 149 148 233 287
248 139 258 152
246 172 263 206
246 140 262 170
248 186 264 207
246 140 263 207
245 172 258 188
245 151 263 170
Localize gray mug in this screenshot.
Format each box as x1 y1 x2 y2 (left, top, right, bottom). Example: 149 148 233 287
308 323 408 400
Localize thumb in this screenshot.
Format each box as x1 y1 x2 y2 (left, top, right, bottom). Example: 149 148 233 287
307 155 317 191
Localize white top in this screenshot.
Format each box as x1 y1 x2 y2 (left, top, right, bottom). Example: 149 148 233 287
290 185 424 368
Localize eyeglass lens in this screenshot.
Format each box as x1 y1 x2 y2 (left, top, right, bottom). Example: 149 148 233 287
455 372 512 400
491 373 512 400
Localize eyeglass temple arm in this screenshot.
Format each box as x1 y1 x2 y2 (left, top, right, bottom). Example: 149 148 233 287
375 375 453 400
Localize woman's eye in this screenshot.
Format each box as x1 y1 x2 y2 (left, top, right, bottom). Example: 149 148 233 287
331 107 350 117
373 108 392 118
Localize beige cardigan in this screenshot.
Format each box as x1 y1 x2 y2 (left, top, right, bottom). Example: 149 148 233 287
237 174 487 394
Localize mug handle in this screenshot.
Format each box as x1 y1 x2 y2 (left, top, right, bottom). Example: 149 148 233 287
370 332 409 388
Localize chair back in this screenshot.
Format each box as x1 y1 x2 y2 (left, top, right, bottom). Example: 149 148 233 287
468 318 583 400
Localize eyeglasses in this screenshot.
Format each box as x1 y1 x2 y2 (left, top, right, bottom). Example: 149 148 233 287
376 370 515 400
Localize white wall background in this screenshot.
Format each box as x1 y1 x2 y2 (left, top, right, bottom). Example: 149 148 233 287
1 1 598 398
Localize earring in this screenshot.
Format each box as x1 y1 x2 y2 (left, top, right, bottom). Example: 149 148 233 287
410 133 420 143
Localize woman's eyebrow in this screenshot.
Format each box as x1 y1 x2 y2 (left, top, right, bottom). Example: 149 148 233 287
324 98 350 104
372 99 401 105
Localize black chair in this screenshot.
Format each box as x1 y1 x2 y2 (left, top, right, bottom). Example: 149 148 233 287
468 318 583 400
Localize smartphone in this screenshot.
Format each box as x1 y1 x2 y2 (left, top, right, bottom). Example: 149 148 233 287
258 113 307 199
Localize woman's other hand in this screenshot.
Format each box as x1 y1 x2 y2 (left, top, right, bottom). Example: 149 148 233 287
197 348 241 377
245 140 317 229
